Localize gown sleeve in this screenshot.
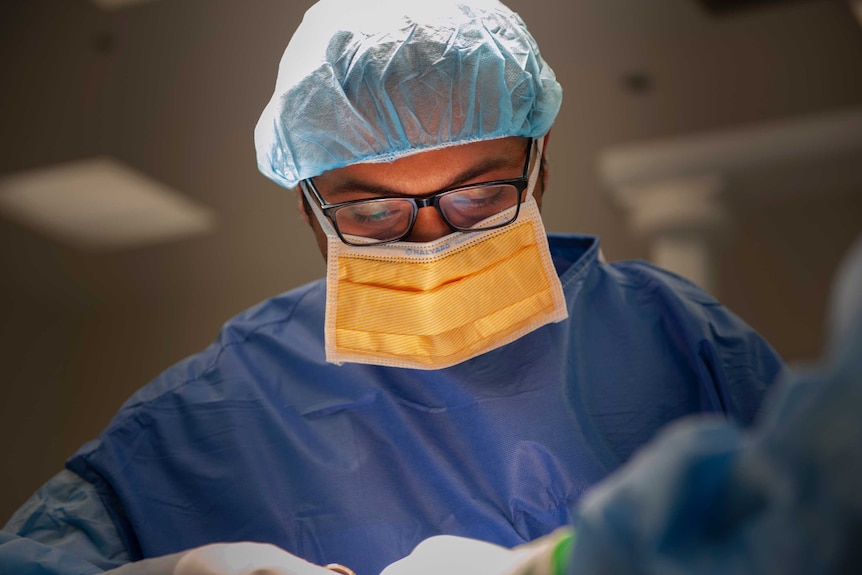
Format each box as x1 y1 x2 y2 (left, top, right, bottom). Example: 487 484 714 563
1 469 129 574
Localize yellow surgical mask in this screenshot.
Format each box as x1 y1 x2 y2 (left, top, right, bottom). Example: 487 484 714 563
305 139 568 369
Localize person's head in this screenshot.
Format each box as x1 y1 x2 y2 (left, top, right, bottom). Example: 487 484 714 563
255 0 561 258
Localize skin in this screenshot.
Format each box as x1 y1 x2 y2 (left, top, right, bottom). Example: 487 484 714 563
297 134 551 259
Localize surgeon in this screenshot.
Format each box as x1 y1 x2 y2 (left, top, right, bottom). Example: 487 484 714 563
0 1 785 574
382 236 862 575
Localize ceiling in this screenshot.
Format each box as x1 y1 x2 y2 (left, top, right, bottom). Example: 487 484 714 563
1 0 861 315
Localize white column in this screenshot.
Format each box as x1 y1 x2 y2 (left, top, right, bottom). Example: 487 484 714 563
598 105 862 294
614 174 726 291
652 235 714 291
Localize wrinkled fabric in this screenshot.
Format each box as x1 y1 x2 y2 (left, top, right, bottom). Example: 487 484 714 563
1 234 783 575
2 469 129 572
566 237 862 575
254 0 562 189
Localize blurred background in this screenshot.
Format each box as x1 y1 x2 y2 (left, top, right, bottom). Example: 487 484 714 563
1 0 861 523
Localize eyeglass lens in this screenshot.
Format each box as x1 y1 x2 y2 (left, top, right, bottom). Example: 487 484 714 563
333 184 521 243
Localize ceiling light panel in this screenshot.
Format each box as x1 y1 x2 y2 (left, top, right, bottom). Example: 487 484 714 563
0 157 215 251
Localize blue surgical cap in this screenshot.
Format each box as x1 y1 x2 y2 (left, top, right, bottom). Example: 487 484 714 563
254 0 563 189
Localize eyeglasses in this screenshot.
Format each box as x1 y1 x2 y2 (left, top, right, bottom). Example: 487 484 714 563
300 140 534 246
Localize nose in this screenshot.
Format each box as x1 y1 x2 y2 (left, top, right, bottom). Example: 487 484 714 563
404 205 454 242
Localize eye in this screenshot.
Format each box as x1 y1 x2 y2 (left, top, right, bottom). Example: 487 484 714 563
440 185 520 228
349 203 402 223
334 200 414 239
450 186 510 208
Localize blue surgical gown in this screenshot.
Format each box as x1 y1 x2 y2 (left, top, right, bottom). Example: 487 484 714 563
0 234 784 575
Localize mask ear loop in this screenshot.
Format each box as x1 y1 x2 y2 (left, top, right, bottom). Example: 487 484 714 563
524 137 545 202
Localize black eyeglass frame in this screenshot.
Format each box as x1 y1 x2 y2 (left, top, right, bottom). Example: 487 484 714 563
300 139 535 246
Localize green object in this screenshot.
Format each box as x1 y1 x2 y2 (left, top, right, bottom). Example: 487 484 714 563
551 531 575 575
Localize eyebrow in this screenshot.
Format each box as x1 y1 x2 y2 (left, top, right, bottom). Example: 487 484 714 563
324 153 523 199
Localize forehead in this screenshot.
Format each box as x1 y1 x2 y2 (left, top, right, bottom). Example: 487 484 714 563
313 136 530 196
